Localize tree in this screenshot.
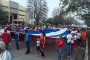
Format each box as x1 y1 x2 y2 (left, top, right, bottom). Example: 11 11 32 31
52 7 60 18
59 0 90 26
0 4 7 24
27 0 48 25
52 7 65 25
45 18 53 24
64 16 80 25
53 15 64 25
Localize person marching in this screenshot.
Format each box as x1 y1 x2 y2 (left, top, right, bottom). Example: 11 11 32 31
81 28 87 48
66 31 72 57
56 35 64 60
0 27 11 50
14 29 19 50
25 30 30 54
74 33 77 49
39 32 46 59
36 38 40 56
71 34 75 50
77 30 81 46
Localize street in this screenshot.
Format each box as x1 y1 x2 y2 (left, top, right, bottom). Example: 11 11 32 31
9 39 85 60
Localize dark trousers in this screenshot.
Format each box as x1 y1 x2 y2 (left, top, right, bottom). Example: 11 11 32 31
40 44 44 57
81 40 86 48
25 40 30 52
15 39 19 49
5 44 9 50
77 39 81 46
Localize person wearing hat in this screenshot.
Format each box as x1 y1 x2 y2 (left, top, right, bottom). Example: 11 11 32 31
0 27 11 50
0 41 12 60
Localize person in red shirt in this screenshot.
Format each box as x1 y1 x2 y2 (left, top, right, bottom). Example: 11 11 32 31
0 28 11 50
56 35 64 60
39 32 46 59
81 28 87 48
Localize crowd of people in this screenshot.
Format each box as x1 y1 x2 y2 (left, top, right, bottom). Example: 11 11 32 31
56 27 87 60
0 24 87 60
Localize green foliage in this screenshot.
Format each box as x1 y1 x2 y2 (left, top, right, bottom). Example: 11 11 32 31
45 18 53 24
60 0 90 26
0 6 8 24
53 15 64 25
81 13 90 26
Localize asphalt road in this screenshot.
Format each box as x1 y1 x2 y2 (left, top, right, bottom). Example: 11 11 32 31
9 39 85 60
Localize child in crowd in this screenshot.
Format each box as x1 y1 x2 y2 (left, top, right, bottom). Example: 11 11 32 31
36 38 40 56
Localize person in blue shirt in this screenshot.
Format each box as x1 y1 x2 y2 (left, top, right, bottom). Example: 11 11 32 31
14 29 19 50
25 30 30 54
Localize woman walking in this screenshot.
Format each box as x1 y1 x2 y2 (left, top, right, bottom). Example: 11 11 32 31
39 32 46 59
56 35 64 60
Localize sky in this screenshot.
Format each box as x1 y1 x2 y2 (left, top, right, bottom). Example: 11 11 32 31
10 0 60 18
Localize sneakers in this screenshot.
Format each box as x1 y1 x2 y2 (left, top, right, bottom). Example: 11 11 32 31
25 51 30 54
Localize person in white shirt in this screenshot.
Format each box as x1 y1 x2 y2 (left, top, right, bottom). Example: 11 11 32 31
24 26 28 30
67 33 72 43
66 31 72 56
77 30 81 45
74 33 77 48
71 34 74 50
0 41 12 60
71 33 77 50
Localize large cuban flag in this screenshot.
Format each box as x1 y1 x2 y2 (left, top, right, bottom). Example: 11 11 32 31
0 28 69 40
18 28 68 39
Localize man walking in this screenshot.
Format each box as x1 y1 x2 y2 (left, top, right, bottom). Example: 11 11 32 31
0 27 11 50
25 30 30 54
66 31 72 57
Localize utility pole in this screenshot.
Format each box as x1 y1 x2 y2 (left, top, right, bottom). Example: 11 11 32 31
8 0 10 23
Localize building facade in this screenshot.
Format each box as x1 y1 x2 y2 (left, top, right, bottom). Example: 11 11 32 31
0 0 26 24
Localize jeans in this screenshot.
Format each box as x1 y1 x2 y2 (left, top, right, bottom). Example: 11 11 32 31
5 44 9 50
66 43 71 56
57 48 63 60
0 39 1 41
25 39 30 52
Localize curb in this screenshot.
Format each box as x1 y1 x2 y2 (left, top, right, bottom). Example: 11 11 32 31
84 39 88 60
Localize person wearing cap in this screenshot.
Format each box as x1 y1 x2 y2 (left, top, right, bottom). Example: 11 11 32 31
56 35 64 60
0 41 12 60
0 28 11 50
